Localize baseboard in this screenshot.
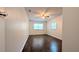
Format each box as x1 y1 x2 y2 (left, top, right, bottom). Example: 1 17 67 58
29 34 62 40
21 35 29 52
47 34 62 40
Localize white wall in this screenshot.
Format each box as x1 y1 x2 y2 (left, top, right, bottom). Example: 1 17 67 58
0 18 5 51
47 16 62 39
29 21 47 35
5 8 29 52
63 8 79 52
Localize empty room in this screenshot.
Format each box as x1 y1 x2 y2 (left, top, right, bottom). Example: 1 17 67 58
0 7 63 52
23 7 62 52
0 7 62 52
1 7 79 52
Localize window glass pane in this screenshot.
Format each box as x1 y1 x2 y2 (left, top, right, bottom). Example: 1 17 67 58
34 24 38 29
39 24 43 29
51 21 57 29
34 23 43 30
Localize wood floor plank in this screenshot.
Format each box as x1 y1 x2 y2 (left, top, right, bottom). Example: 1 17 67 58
22 34 62 52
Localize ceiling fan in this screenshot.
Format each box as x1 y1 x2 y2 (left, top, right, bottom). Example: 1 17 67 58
28 8 62 20
28 8 50 19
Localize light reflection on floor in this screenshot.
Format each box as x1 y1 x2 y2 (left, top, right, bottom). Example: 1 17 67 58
32 37 58 52
32 38 44 49
50 40 58 52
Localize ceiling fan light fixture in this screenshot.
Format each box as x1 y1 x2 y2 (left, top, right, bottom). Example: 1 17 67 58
41 14 49 19
40 14 45 19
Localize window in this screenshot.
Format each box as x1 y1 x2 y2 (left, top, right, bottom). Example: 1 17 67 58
51 21 57 29
34 23 43 30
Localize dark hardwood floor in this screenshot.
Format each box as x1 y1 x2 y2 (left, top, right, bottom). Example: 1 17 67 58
22 34 62 52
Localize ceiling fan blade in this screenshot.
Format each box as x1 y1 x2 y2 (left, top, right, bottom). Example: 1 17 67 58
49 13 61 17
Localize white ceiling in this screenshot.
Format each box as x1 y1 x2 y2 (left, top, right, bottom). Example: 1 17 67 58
25 7 62 22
